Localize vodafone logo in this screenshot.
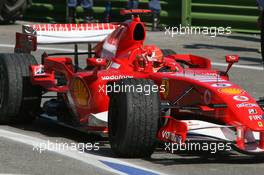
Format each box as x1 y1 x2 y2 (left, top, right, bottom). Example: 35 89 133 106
101 75 133 80
233 95 249 102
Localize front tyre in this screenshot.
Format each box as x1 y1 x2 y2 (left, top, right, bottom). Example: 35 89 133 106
0 53 41 123
108 78 160 158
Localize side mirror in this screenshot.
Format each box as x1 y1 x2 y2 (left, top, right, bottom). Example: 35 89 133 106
225 55 239 75
226 55 239 64
86 58 107 67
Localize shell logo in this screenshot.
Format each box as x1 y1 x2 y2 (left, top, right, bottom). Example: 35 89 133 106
71 78 90 106
218 88 244 95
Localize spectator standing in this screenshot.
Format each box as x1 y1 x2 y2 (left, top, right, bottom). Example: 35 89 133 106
257 0 264 63
149 0 161 31
67 0 94 23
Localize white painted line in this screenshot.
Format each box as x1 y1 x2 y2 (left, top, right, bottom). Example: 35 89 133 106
0 43 263 71
0 174 29 175
0 129 164 175
212 62 264 71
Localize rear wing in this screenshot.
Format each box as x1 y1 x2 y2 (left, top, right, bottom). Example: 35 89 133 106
15 23 118 53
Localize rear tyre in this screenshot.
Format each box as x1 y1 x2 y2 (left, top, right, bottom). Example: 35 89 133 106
108 78 160 158
0 0 27 24
161 49 176 57
0 53 41 123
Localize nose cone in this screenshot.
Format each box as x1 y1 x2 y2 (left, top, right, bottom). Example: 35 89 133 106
194 79 264 131
216 89 264 131
232 101 264 131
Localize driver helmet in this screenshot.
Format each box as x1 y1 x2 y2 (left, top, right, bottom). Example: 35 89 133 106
143 45 164 69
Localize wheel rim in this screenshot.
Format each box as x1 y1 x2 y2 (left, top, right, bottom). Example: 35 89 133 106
0 64 5 109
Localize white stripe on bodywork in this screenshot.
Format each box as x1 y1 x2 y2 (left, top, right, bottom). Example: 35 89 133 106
184 120 260 143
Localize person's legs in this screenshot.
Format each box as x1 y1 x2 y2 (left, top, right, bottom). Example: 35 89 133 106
149 0 161 31
81 0 93 23
67 0 77 23
68 0 77 8
151 8 160 31
133 0 139 9
127 0 139 9
127 0 132 9
104 1 112 23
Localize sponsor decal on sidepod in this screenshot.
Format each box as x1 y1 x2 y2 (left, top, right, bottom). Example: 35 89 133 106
218 88 244 95
101 75 133 80
233 95 249 102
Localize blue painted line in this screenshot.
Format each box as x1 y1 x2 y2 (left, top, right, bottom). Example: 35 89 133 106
100 160 160 175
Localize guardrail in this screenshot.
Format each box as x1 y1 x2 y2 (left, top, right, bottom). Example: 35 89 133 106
182 0 259 33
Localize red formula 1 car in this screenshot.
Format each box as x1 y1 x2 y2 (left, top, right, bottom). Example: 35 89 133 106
0 10 264 157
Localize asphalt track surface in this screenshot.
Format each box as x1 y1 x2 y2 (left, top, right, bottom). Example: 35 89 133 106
1 21 264 175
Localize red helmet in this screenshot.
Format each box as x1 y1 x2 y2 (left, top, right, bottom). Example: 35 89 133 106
134 45 164 72
143 45 163 63
143 45 164 71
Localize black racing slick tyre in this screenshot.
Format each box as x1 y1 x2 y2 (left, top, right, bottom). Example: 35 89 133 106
161 49 176 57
0 53 41 123
108 78 160 158
0 0 27 24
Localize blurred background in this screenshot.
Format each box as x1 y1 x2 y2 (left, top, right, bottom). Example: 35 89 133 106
0 0 260 33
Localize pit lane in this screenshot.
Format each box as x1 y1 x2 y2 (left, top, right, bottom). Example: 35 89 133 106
1 21 264 175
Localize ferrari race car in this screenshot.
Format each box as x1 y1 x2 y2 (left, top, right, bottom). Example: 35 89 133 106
0 9 264 158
